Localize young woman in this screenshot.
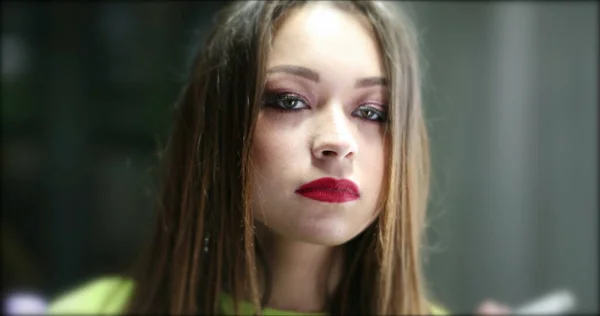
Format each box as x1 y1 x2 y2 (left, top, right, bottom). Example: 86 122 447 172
48 1 509 315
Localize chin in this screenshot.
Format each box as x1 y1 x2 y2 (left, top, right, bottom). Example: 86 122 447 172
294 232 350 246
281 218 367 246
253 200 379 247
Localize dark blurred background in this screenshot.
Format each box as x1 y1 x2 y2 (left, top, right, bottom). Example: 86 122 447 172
1 1 598 313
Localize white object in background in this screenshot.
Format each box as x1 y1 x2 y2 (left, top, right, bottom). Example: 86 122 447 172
4 293 48 315
514 289 576 315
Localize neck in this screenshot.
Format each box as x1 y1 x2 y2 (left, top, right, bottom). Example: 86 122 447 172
255 224 344 313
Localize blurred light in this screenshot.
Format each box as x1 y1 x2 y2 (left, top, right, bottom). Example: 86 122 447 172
4 293 47 315
1 35 29 79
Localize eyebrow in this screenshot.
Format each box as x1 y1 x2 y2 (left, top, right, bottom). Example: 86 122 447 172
355 76 388 88
267 65 320 82
266 64 387 88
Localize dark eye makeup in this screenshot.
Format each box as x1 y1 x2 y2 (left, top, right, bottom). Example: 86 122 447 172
352 105 387 122
263 91 310 111
263 90 388 123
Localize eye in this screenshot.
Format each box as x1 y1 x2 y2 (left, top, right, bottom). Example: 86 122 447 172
352 105 387 122
264 92 310 111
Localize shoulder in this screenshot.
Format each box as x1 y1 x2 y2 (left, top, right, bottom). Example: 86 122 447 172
47 276 449 315
48 276 134 315
430 302 450 315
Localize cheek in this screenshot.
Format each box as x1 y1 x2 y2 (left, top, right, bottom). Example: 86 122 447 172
360 131 386 172
251 113 301 185
358 132 387 207
250 114 300 225
253 120 280 168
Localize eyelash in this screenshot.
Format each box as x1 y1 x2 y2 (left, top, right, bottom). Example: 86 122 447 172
263 91 388 123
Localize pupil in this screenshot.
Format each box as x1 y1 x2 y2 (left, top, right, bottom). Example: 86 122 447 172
284 99 295 108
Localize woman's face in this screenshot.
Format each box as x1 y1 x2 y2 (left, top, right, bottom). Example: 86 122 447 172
251 3 387 246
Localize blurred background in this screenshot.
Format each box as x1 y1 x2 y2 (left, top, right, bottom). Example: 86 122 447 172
1 1 597 313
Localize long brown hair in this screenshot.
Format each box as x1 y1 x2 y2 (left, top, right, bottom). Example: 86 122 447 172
124 1 431 314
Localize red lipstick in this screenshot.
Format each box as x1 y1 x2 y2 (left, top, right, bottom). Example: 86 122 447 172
295 177 360 203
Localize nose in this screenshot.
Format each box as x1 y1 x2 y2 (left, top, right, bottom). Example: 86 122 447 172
311 106 358 160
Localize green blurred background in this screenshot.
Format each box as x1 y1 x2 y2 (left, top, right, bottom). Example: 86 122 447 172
1 1 597 313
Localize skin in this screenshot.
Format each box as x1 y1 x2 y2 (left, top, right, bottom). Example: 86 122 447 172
249 2 512 314
251 2 387 312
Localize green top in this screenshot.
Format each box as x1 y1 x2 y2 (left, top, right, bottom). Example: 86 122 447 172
48 276 448 315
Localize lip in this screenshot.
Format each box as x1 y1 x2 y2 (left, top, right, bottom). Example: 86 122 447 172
295 177 360 203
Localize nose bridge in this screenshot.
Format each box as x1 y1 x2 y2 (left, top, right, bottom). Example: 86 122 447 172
312 101 357 158
321 102 349 136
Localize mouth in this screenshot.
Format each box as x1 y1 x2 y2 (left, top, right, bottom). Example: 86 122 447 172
295 177 360 203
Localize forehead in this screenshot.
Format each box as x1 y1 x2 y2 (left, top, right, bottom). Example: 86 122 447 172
267 3 385 79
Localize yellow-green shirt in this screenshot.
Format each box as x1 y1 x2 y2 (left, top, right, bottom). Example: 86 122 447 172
48 276 448 315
